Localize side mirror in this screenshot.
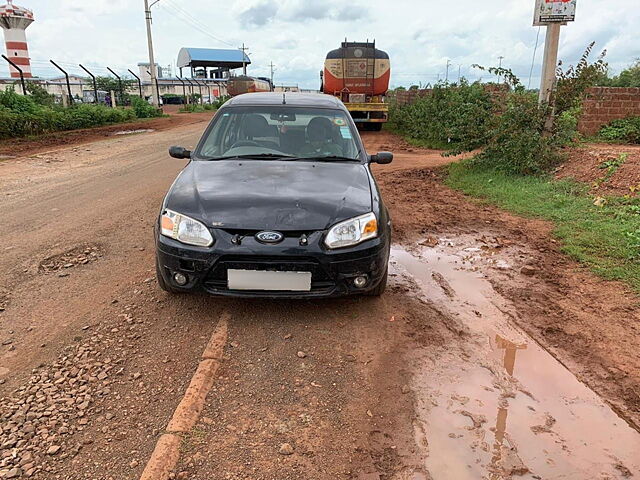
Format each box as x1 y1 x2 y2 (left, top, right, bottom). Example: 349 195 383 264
169 146 191 159
370 151 393 164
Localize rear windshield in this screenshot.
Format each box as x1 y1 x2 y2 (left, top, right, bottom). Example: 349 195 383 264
195 106 361 161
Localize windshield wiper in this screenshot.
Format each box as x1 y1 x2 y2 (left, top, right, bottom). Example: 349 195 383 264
311 155 360 162
202 153 296 161
278 155 359 162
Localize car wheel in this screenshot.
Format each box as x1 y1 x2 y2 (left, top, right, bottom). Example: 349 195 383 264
155 257 180 294
365 267 388 297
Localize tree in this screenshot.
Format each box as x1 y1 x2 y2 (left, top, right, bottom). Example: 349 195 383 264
24 82 55 107
94 76 137 105
611 60 640 87
555 42 608 115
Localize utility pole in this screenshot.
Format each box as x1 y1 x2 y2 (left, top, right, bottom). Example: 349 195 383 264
239 43 249 76
445 59 451 82
144 0 160 107
458 64 462 83
538 23 561 104
269 61 275 86
497 55 505 83
533 0 577 103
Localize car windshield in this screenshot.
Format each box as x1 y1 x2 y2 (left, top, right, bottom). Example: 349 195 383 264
196 106 361 161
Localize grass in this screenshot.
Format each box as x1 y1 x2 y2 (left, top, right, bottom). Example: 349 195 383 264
446 160 640 292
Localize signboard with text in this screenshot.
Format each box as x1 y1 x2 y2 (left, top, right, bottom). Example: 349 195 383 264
533 0 577 25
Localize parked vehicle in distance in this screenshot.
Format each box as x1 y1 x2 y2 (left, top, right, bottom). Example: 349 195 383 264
322 41 391 130
227 75 273 96
155 92 393 298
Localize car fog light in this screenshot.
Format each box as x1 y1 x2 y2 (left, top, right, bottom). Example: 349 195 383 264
353 276 368 288
173 272 188 286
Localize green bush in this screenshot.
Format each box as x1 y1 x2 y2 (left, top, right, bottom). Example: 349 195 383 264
0 87 154 139
388 80 496 151
599 117 640 144
131 96 163 119
473 91 577 175
0 88 41 114
213 95 231 109
178 103 216 113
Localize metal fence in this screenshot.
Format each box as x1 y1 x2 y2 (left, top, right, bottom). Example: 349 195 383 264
0 56 228 106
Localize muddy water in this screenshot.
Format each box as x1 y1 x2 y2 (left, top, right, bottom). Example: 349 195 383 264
391 240 640 480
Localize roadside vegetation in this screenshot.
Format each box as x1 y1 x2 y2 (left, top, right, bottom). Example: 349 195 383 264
595 59 640 87
599 116 640 144
447 162 640 291
387 80 496 150
389 44 640 292
0 84 163 140
178 95 230 113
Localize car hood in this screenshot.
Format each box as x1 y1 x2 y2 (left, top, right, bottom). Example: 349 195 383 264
165 160 373 231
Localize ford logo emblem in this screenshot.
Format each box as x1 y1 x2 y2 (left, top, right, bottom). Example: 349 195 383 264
255 231 284 244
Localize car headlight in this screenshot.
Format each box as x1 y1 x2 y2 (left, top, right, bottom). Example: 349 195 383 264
160 209 213 247
325 212 378 249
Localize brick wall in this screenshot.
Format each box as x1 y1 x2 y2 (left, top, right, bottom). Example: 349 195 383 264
578 87 640 135
393 86 640 136
394 84 509 106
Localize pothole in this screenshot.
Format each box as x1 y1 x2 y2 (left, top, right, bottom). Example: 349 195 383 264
39 244 105 274
0 289 9 312
111 129 155 136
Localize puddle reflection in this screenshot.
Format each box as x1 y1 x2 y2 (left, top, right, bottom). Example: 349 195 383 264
489 335 528 479
391 243 640 480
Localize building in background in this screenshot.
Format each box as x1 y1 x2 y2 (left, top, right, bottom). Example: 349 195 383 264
0 0 34 78
138 62 164 82
177 47 250 79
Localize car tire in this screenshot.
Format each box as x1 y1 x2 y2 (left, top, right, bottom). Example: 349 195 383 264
371 123 383 132
365 267 388 297
155 257 180 294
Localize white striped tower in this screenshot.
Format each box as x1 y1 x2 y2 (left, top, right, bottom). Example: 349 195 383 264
0 0 34 78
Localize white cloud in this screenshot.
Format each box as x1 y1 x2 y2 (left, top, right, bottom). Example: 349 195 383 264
7 0 640 88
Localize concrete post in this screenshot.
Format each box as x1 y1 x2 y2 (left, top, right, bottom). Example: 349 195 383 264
144 0 160 107
538 23 561 104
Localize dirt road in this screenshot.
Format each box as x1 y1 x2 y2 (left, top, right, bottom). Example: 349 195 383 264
1 124 639 480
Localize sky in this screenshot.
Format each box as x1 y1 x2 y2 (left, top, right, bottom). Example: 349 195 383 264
5 0 640 90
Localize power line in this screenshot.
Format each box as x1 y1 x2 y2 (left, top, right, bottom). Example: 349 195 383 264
528 26 542 89
159 0 236 48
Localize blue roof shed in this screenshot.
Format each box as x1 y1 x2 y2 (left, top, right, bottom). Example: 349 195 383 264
177 47 251 69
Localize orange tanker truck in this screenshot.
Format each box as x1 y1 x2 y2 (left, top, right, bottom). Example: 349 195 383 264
322 41 391 130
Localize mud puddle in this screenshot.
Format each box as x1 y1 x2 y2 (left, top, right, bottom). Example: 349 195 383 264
391 238 640 479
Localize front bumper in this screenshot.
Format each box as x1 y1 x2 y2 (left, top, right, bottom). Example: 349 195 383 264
155 227 390 298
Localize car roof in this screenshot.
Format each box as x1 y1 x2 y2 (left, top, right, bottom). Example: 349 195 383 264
225 92 346 109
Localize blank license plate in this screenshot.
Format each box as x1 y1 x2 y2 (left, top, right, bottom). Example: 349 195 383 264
227 269 312 292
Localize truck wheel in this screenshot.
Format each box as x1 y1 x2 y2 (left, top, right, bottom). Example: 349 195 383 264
371 123 383 132
365 268 388 297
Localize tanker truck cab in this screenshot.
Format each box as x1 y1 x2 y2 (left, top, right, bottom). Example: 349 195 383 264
322 41 391 130
155 92 394 298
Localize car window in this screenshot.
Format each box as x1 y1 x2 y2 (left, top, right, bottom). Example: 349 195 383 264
197 106 360 160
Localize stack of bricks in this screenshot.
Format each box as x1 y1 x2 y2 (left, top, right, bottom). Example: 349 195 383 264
578 87 640 135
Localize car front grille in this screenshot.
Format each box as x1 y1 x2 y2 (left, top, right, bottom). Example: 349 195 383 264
202 255 335 293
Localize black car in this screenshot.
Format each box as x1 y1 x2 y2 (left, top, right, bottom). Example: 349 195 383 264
155 92 393 298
